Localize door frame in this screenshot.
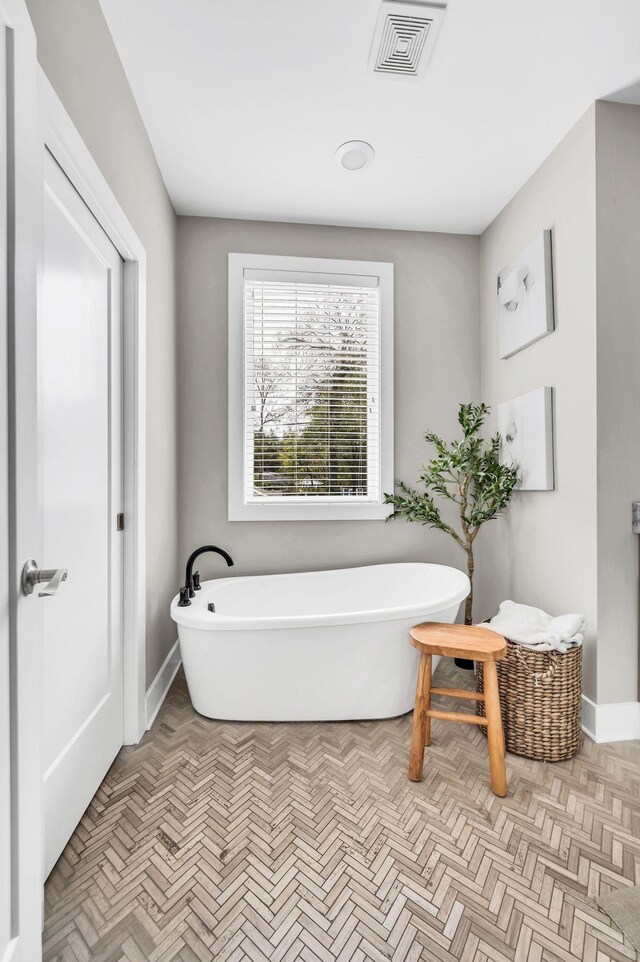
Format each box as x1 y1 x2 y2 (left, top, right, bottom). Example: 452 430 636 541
3 0 44 958
39 70 147 745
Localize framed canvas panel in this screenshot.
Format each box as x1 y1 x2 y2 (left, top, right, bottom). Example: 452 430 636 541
498 387 554 491
497 229 554 359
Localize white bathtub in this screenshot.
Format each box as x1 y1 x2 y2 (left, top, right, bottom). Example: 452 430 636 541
170 562 470 722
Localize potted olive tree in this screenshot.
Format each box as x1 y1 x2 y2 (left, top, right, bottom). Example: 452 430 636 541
385 403 518 667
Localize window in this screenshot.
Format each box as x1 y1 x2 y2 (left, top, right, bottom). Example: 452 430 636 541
229 254 393 520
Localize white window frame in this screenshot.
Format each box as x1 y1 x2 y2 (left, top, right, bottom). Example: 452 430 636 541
228 253 394 521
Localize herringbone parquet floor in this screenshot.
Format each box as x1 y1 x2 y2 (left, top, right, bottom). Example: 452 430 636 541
44 663 640 962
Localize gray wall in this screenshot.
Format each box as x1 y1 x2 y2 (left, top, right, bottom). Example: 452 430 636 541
177 217 481 589
24 2 635 708
595 101 640 704
477 108 599 698
25 0 179 686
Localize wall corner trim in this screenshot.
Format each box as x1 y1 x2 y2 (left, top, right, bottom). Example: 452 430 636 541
582 694 640 743
145 640 181 730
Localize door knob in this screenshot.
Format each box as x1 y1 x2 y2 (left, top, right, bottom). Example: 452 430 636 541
21 560 68 597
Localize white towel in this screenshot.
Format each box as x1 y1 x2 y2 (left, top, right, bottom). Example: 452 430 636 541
481 600 585 653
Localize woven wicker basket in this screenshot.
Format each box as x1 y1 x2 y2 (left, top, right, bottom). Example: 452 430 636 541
475 640 583 762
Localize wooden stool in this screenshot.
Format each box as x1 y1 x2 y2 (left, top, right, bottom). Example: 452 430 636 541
408 623 508 797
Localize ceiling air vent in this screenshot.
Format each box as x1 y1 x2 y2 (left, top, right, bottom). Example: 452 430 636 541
369 0 447 79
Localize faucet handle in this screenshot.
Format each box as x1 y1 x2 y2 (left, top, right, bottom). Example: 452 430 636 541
177 586 191 607
193 570 201 590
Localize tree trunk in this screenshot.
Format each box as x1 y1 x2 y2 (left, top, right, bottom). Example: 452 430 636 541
464 546 474 626
456 544 475 670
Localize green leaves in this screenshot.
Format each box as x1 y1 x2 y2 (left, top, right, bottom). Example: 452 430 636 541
384 402 518 545
383 481 444 528
458 401 489 438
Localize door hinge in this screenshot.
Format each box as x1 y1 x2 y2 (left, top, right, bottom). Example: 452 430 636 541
116 513 124 531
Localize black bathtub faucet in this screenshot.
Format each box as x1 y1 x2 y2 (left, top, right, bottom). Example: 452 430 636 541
177 544 234 607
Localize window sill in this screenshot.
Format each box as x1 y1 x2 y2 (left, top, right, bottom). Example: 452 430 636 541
228 501 393 522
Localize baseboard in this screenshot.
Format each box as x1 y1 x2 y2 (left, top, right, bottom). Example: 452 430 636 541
582 694 640 743
145 639 181 730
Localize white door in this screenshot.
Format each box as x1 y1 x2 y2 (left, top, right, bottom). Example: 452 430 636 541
41 150 124 877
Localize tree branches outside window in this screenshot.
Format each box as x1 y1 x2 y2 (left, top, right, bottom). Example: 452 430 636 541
251 290 372 497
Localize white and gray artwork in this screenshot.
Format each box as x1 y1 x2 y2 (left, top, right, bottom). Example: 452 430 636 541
497 229 554 359
498 387 554 491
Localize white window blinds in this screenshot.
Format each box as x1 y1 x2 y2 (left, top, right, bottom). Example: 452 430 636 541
243 270 381 504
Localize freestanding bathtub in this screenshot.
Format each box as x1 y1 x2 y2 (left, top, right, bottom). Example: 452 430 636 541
170 562 470 722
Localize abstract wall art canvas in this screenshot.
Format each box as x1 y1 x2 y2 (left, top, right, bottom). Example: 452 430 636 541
498 386 554 491
497 229 554 359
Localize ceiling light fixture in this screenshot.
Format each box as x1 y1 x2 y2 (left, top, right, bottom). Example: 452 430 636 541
335 141 375 171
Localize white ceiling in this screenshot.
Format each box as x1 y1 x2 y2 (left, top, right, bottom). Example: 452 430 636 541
99 0 640 234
